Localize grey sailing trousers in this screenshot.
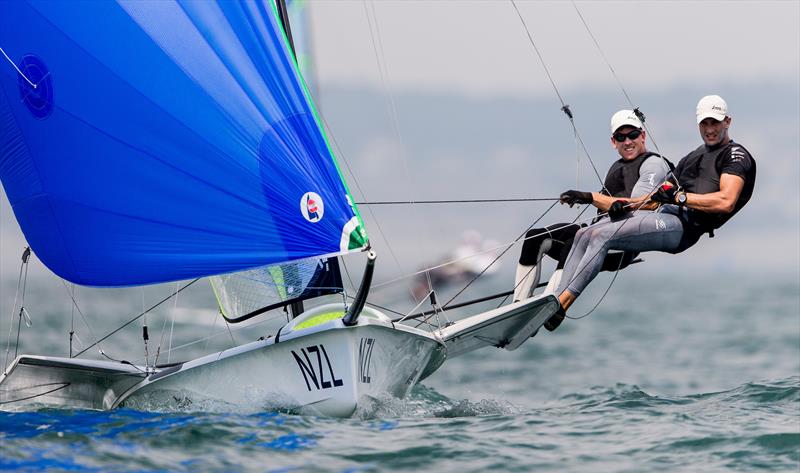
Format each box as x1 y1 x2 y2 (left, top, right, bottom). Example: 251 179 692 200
555 209 684 297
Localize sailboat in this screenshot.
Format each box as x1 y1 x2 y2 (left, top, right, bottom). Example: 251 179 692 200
0 1 559 416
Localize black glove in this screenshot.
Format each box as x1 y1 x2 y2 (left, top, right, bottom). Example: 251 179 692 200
607 200 628 220
651 182 680 204
560 190 593 207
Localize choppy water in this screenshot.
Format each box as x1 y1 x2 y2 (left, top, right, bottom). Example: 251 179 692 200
1 275 798 472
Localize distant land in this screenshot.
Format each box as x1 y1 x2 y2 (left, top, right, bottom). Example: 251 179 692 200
1 81 797 291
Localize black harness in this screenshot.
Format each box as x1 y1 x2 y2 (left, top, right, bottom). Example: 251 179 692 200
601 151 672 197
676 141 756 235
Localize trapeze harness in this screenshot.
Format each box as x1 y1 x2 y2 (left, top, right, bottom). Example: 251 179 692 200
671 140 757 252
520 151 671 270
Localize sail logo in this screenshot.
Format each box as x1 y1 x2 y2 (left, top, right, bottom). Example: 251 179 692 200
301 192 324 223
291 344 343 391
16 55 54 120
358 338 375 384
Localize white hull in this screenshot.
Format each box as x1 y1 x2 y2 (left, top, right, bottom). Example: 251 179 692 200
118 322 443 416
0 295 556 416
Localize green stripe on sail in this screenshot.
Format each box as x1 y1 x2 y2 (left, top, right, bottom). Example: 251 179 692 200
270 0 369 251
348 225 367 250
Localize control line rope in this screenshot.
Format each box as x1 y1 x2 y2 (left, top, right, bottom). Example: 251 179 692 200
73 279 199 358
509 0 605 190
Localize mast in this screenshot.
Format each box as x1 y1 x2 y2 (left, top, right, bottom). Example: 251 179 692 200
275 0 297 55
273 0 372 325
276 0 303 318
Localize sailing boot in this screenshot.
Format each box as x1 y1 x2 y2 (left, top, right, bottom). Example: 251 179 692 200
544 305 566 332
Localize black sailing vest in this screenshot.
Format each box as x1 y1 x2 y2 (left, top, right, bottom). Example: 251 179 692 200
676 140 756 233
601 151 671 197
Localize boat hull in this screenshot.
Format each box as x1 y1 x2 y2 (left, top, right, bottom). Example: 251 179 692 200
0 305 445 416
0 296 557 416
118 322 444 416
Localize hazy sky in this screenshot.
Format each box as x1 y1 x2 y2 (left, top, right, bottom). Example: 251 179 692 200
305 1 799 98
1 0 798 285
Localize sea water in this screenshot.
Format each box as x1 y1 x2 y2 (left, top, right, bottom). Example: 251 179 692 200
1 275 798 472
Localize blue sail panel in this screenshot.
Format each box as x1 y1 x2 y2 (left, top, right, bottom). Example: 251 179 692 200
0 1 367 286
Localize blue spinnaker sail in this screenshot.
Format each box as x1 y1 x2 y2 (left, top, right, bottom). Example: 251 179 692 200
0 1 367 286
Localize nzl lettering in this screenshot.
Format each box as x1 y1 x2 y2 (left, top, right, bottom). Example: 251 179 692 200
358 338 375 384
291 345 343 392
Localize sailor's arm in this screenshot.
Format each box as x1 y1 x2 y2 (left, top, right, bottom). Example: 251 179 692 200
679 174 745 214
592 157 671 212
589 192 624 212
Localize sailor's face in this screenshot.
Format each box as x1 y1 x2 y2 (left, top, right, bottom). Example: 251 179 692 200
611 126 646 161
699 116 731 146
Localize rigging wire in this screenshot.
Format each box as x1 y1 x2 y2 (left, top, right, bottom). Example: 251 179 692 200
370 206 605 291
361 0 437 303
155 281 181 366
532 2 687 321
59 279 102 356
356 197 559 205
168 282 178 363
439 200 559 309
127 309 289 366
298 41 416 303
0 46 37 88
569 1 677 186
72 278 199 358
508 0 606 190
69 283 75 357
555 190 668 323
3 247 30 372
496 204 593 308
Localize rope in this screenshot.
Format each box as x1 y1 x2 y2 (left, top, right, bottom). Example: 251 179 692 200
73 279 199 358
0 46 37 88
439 200 559 309
4 251 24 371
69 284 75 357
59 279 103 356
555 183 670 322
569 1 678 187
496 204 593 308
356 197 559 205
509 0 606 190
369 204 603 292
361 0 436 303
3 248 29 372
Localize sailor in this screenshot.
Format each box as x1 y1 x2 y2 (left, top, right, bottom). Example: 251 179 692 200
514 110 671 319
548 95 756 330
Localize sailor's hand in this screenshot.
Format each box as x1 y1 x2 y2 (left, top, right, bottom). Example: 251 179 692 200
651 182 679 204
607 200 628 220
559 190 593 207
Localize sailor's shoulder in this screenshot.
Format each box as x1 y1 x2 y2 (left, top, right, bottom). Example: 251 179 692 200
727 141 755 161
640 154 671 170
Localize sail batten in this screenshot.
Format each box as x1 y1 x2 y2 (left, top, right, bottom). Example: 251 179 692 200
0 1 367 287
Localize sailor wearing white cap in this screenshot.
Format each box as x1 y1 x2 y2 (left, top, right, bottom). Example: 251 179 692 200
549 96 756 330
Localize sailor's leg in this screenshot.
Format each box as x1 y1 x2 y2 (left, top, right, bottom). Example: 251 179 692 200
559 212 683 301
544 269 563 294
514 263 536 302
515 223 578 301
555 225 595 295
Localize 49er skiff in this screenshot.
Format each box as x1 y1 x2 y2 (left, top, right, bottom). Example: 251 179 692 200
0 0 560 416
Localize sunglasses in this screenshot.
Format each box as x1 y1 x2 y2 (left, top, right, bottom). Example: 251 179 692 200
613 129 642 142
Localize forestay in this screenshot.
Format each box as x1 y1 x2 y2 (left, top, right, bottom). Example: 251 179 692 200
0 0 367 287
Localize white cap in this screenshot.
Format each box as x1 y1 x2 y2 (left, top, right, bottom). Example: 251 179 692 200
696 95 728 123
610 109 643 134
